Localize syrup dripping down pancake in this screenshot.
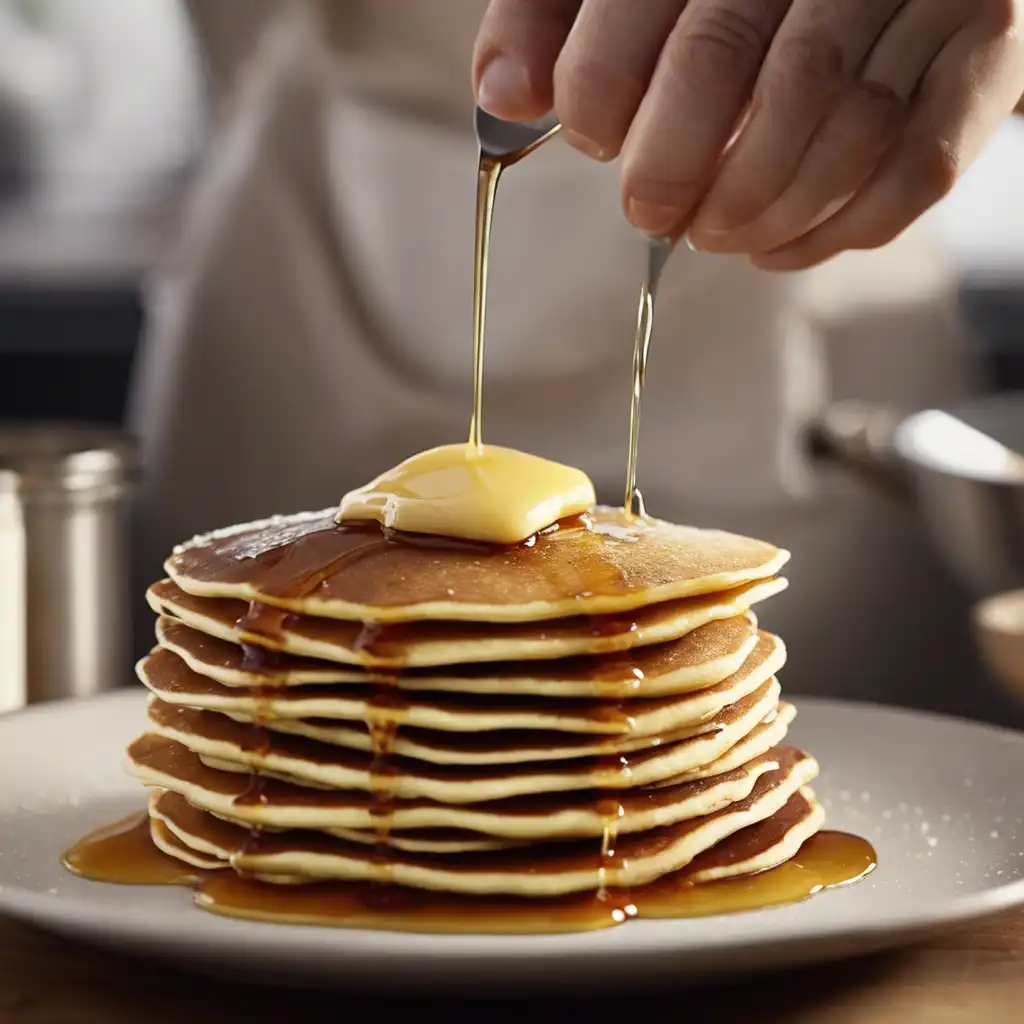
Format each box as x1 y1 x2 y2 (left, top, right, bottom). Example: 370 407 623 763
147 757 819 896
147 577 788 669
142 680 782 803
127 725 802 841
138 632 785 745
154 613 762 698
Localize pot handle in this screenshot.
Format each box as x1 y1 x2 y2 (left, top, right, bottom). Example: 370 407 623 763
805 401 914 502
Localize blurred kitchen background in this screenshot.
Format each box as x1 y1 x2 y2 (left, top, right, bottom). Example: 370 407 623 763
1 0 1022 429
2 1 1024 719
0 0 199 421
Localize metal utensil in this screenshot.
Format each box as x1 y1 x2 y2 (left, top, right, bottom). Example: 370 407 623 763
0 423 137 712
469 108 562 447
624 236 673 514
809 391 1024 598
474 108 561 166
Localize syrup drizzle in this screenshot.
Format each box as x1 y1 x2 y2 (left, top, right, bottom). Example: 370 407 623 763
355 622 408 878
231 597 321 859
230 604 285 860
595 691 635 915
470 155 502 448
623 257 657 517
62 813 876 935
231 594 413 877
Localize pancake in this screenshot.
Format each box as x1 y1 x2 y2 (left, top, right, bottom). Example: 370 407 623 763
143 680 782 803
147 576 788 668
147 756 818 896
215 712 729 764
648 703 795 782
79 477 846 921
684 786 825 883
230 785 827 879
150 817 226 871
138 632 785 744
127 729 803 841
148 787 825 891
155 612 762 698
320 828 528 854
166 506 790 624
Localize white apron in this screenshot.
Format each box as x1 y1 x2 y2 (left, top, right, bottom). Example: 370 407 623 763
130 2 1004 718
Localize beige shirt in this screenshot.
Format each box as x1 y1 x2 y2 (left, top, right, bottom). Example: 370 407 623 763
130 1 989 710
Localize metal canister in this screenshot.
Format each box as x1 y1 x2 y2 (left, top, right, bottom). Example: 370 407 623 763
0 424 137 712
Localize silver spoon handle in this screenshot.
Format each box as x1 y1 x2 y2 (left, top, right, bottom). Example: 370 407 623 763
624 237 674 514
647 236 673 300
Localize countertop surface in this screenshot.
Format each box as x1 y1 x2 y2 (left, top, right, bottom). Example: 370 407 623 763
3 910 1024 1023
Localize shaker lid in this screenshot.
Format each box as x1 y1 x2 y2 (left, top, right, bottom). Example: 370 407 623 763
0 422 138 494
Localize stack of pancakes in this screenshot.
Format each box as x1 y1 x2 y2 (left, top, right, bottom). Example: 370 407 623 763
128 507 823 903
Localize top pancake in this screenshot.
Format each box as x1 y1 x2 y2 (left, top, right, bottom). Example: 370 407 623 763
166 506 789 623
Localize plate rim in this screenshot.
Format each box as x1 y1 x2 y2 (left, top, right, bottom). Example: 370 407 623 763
3 689 1024 967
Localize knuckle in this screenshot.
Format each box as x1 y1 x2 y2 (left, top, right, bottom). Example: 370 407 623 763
916 138 961 199
671 7 771 75
851 79 906 115
772 34 846 92
979 0 1019 36
553 55 641 150
829 81 905 145
552 53 598 112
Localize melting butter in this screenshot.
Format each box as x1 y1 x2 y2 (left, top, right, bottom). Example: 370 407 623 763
337 444 596 544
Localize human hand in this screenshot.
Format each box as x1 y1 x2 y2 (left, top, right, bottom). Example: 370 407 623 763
473 0 1024 270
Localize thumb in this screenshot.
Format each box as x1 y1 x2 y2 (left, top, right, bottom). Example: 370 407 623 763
473 0 582 121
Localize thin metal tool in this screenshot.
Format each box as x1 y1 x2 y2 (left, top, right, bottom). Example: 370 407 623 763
474 109 561 165
469 109 562 447
624 236 673 516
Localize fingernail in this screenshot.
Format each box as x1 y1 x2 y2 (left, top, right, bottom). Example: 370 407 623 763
477 55 531 116
627 199 683 237
684 233 700 253
564 130 611 161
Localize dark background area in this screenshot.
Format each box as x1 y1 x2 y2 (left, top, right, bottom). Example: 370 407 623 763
0 288 141 423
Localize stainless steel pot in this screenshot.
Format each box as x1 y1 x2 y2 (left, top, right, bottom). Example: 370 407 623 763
0 424 137 712
809 390 1024 599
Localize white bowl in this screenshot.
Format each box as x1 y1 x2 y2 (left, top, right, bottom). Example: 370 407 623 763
973 588 1024 697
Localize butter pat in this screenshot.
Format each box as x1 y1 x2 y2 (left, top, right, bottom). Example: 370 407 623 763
337 444 596 544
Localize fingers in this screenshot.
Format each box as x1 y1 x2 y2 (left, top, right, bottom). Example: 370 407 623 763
553 0 686 161
698 81 905 254
474 0 583 121
753 4 1024 270
620 0 792 238
691 0 907 240
690 0 975 255
727 0 966 253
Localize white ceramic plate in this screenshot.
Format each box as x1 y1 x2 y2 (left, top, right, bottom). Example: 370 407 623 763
2 690 1024 992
